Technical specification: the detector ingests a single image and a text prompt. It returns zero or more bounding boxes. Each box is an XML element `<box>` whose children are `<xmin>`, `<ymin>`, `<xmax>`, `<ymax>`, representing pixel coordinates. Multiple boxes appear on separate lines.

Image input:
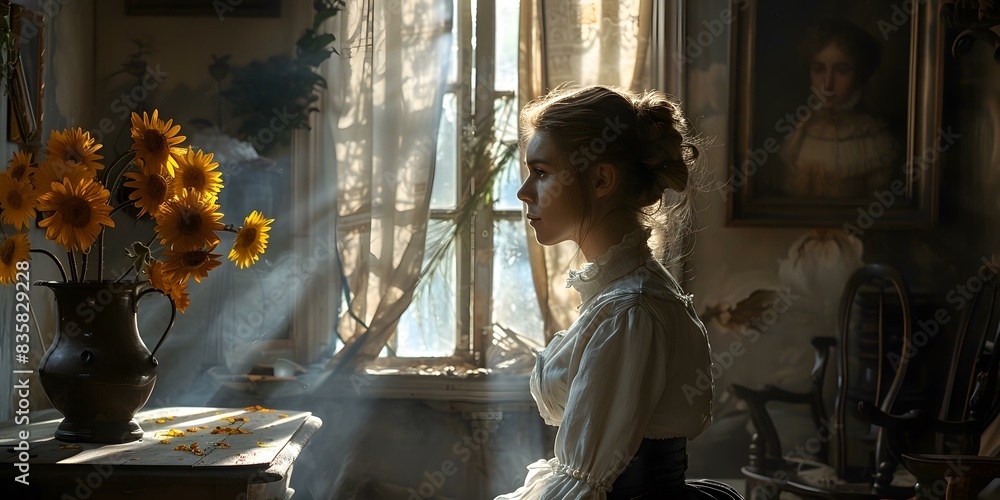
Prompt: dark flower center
<box><xmin>66</xmin><ymin>147</ymin><xmax>85</xmax><ymax>164</ymax></box>
<box><xmin>182</xmin><ymin>167</ymin><xmax>206</xmax><ymax>191</ymax></box>
<box><xmin>61</xmin><ymin>197</ymin><xmax>92</xmax><ymax>228</ymax></box>
<box><xmin>237</xmin><ymin>228</ymin><xmax>258</xmax><ymax>249</ymax></box>
<box><xmin>148</xmin><ymin>174</ymin><xmax>168</xmax><ymax>204</ymax></box>
<box><xmin>182</xmin><ymin>251</ymin><xmax>209</xmax><ymax>269</ymax></box>
<box><xmin>177</xmin><ymin>207</ymin><xmax>203</xmax><ymax>235</ymax></box>
<box><xmin>0</xmin><ymin>239</ymin><xmax>14</xmax><ymax>265</ymax></box>
<box><xmin>140</xmin><ymin>130</ymin><xmax>169</xmax><ymax>158</ymax></box>
<box><xmin>6</xmin><ymin>189</ymin><xmax>22</xmax><ymax>209</ymax></box>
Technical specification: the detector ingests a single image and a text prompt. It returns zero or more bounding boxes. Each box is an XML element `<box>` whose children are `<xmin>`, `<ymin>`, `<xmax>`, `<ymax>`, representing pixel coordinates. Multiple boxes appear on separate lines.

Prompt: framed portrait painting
<box><xmin>727</xmin><ymin>0</ymin><xmax>944</xmax><ymax>229</ymax></box>
<box><xmin>6</xmin><ymin>3</ymin><xmax>43</xmax><ymax>144</ymax></box>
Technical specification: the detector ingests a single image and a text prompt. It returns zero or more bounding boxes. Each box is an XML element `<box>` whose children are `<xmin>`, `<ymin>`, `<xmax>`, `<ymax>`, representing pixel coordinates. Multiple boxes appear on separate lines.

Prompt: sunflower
<box><xmin>6</xmin><ymin>150</ymin><xmax>33</xmax><ymax>182</ymax></box>
<box><xmin>124</xmin><ymin>169</ymin><xmax>173</xmax><ymax>217</ymax></box>
<box><xmin>0</xmin><ymin>233</ymin><xmax>30</xmax><ymax>285</ymax></box>
<box><xmin>229</xmin><ymin>210</ymin><xmax>273</xmax><ymax>269</ymax></box>
<box><xmin>161</xmin><ymin>246</ymin><xmax>222</xmax><ymax>284</ymax></box>
<box><xmin>130</xmin><ymin>110</ymin><xmax>186</xmax><ymax>177</ymax></box>
<box><xmin>0</xmin><ymin>173</ymin><xmax>39</xmax><ymax>230</ymax></box>
<box><xmin>169</xmin><ymin>279</ymin><xmax>191</xmax><ymax>313</ymax></box>
<box><xmin>145</xmin><ymin>259</ymin><xmax>190</xmax><ymax>312</ymax></box>
<box><xmin>37</xmin><ymin>177</ymin><xmax>115</xmax><ymax>251</ymax></box>
<box><xmin>154</xmin><ymin>188</ymin><xmax>223</xmax><ymax>251</ymax></box>
<box><xmin>31</xmin><ymin>159</ymin><xmax>95</xmax><ymax>196</ymax></box>
<box><xmin>173</xmin><ymin>148</ymin><xmax>223</xmax><ymax>201</ymax></box>
<box><xmin>146</xmin><ymin>259</ymin><xmax>174</xmax><ymax>293</ymax></box>
<box><xmin>45</xmin><ymin>128</ymin><xmax>105</xmax><ymax>175</ymax></box>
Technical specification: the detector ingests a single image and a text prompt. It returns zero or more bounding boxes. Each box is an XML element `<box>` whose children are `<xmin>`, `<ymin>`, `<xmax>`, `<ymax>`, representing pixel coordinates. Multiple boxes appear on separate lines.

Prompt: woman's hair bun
<box><xmin>632</xmin><ymin>94</ymin><xmax>699</xmax><ymax>205</ymax></box>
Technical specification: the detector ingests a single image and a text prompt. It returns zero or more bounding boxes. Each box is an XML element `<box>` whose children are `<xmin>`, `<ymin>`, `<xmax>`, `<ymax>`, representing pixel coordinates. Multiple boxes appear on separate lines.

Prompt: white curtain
<box><xmin>305</xmin><ymin>0</ymin><xmax>454</xmax><ymax>374</ymax></box>
<box><xmin>519</xmin><ymin>0</ymin><xmax>653</xmax><ymax>341</ymax></box>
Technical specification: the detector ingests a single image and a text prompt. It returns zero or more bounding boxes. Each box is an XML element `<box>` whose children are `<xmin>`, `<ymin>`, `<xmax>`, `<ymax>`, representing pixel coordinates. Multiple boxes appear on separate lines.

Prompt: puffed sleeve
<box><xmin>495</xmin><ymin>301</ymin><xmax>669</xmax><ymax>499</ymax></box>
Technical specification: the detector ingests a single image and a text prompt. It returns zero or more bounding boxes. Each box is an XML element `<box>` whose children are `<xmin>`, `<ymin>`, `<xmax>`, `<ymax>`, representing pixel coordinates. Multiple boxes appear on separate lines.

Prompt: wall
<box><xmin>92</xmin><ymin>1</ymin><xmax>302</xmax><ymax>155</ymax></box>
<box><xmin>681</xmin><ymin>0</ymin><xmax>996</xmax><ymax>479</ymax></box>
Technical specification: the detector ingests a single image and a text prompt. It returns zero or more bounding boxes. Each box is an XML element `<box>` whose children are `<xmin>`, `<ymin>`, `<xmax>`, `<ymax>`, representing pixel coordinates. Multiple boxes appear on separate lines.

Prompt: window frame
<box><xmin>376</xmin><ymin>0</ymin><xmax>514</xmax><ymax>368</ymax></box>
<box><xmin>218</xmin><ymin>0</ymin><xmax>544</xmax><ymax>370</ymax></box>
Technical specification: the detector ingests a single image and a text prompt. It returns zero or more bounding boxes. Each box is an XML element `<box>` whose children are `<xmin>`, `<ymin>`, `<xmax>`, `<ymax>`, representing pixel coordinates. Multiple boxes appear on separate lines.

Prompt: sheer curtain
<box><xmin>309</xmin><ymin>0</ymin><xmax>453</xmax><ymax>375</ymax></box>
<box><xmin>518</xmin><ymin>0</ymin><xmax>653</xmax><ymax>342</ymax></box>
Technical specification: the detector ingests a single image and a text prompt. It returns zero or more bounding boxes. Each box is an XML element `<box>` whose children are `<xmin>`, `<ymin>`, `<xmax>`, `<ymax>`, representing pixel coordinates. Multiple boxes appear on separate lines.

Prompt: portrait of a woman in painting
<box><xmin>775</xmin><ymin>19</ymin><xmax>899</xmax><ymax>199</ymax></box>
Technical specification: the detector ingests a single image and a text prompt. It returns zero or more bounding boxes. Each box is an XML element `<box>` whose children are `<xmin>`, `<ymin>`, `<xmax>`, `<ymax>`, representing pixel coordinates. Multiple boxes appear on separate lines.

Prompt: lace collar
<box><xmin>566</xmin><ymin>227</ymin><xmax>653</xmax><ymax>306</ymax></box>
<box><xmin>820</xmin><ymin>89</ymin><xmax>862</xmax><ymax>113</ymax></box>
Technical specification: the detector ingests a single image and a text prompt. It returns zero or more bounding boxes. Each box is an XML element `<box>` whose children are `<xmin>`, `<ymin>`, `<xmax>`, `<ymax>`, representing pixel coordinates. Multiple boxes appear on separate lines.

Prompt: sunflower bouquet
<box><xmin>0</xmin><ymin>110</ymin><xmax>273</xmax><ymax>312</ymax></box>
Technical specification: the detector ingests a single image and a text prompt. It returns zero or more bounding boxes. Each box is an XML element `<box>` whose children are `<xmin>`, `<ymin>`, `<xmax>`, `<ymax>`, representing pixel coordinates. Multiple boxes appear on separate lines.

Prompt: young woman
<box><xmin>496</xmin><ymin>85</ymin><xmax>729</xmax><ymax>499</ymax></box>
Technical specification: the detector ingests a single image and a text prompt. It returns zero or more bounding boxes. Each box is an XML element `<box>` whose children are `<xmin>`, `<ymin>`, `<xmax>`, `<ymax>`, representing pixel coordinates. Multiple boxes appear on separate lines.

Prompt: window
<box><xmin>374</xmin><ymin>0</ymin><xmax>544</xmax><ymax>366</ymax></box>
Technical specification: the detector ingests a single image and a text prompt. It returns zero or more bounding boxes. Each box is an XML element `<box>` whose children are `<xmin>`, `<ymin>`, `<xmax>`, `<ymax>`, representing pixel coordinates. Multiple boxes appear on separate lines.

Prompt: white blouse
<box><xmin>496</xmin><ymin>229</ymin><xmax>714</xmax><ymax>500</ymax></box>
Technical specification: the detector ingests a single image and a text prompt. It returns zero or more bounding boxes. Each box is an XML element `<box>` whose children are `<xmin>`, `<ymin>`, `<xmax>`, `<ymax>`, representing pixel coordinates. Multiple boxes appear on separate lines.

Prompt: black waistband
<box><xmin>608</xmin><ymin>437</ymin><xmax>688</xmax><ymax>498</ymax></box>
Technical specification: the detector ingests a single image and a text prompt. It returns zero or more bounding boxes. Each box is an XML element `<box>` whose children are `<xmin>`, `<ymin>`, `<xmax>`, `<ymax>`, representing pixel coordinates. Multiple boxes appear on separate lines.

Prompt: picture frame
<box><xmin>7</xmin><ymin>3</ymin><xmax>43</xmax><ymax>144</ymax></box>
<box><xmin>124</xmin><ymin>0</ymin><xmax>281</xmax><ymax>17</ymax></box>
<box><xmin>726</xmin><ymin>0</ymin><xmax>944</xmax><ymax>229</ymax></box>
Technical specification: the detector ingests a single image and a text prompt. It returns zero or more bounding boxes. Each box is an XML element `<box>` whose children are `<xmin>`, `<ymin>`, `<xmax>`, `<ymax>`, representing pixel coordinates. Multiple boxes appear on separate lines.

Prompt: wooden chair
<box><xmin>730</xmin><ymin>263</ymin><xmax>917</xmax><ymax>499</ymax></box>
<box><xmin>860</xmin><ymin>263</ymin><xmax>1000</xmax><ymax>499</ymax></box>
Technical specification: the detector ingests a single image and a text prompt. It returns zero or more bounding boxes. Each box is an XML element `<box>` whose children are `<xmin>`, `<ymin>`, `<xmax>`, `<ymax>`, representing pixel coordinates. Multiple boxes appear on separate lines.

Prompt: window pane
<box><xmin>431</xmin><ymin>92</ymin><xmax>458</xmax><ymax>209</ymax></box>
<box><xmin>493</xmin><ymin>148</ymin><xmax>522</xmax><ymax>211</ymax></box>
<box><xmin>494</xmin><ymin>96</ymin><xmax>518</xmax><ymax>144</ymax></box>
<box><xmin>448</xmin><ymin>0</ymin><xmax>460</xmax><ymax>83</ymax></box>
<box><xmin>396</xmin><ymin>220</ymin><xmax>458</xmax><ymax>357</ymax></box>
<box><xmin>494</xmin><ymin>1</ymin><xmax>519</xmax><ymax>92</ymax></box>
<box><xmin>492</xmin><ymin>96</ymin><xmax>521</xmax><ymax>211</ymax></box>
<box><xmin>492</xmin><ymin>219</ymin><xmax>544</xmax><ymax>345</ymax></box>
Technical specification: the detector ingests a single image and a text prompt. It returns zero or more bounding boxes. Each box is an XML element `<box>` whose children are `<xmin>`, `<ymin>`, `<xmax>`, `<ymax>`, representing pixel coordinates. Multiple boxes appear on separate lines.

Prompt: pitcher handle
<box><xmin>137</xmin><ymin>288</ymin><xmax>177</xmax><ymax>365</ymax></box>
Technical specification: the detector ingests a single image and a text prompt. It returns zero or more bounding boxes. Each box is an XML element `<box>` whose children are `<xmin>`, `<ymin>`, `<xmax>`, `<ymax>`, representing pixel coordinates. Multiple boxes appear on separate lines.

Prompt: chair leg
<box><xmin>747</xmin><ymin>433</ymin><xmax>766</xmax><ymax>474</ymax></box>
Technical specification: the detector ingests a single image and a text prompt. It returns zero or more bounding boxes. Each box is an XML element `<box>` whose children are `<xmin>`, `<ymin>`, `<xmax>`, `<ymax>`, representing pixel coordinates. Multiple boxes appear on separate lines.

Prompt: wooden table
<box><xmin>0</xmin><ymin>406</ymin><xmax>322</xmax><ymax>499</ymax></box>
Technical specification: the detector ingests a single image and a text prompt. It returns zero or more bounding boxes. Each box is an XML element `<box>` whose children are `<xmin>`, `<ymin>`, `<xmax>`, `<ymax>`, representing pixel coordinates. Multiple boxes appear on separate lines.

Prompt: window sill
<box><xmin>206</xmin><ymin>363</ymin><xmax>534</xmax><ymax>406</ymax></box>
<box><xmin>335</xmin><ymin>369</ymin><xmax>533</xmax><ymax>405</ymax></box>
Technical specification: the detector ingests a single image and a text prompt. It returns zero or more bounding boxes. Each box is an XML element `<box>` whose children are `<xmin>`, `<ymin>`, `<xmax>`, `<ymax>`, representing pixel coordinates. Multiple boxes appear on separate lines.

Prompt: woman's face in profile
<box><xmin>516</xmin><ymin>131</ymin><xmax>586</xmax><ymax>247</ymax></box>
<box><xmin>809</xmin><ymin>41</ymin><xmax>858</xmax><ymax>108</ymax></box>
